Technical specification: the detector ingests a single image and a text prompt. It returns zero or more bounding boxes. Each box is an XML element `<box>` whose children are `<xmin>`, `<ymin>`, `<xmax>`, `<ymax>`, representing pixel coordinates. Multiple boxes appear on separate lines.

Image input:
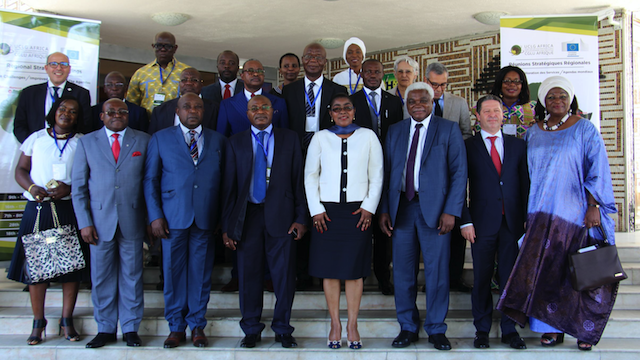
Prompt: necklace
<box><xmin>543</xmin><ymin>113</ymin><xmax>569</xmax><ymax>131</ymax></box>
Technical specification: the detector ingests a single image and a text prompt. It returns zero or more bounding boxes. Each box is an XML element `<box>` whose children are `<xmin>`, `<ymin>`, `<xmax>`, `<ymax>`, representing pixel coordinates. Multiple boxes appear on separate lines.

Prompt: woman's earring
<box><xmin>330</xmin><ymin>118</ymin><xmax>334</xmax><ymax>123</ymax></box>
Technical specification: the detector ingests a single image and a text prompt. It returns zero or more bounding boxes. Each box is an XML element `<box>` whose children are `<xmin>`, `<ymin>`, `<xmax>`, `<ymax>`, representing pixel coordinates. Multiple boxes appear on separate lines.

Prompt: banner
<box><xmin>500</xmin><ymin>15</ymin><xmax>600</xmax><ymax>129</ymax></box>
<box><xmin>0</xmin><ymin>10</ymin><xmax>100</xmax><ymax>260</ymax></box>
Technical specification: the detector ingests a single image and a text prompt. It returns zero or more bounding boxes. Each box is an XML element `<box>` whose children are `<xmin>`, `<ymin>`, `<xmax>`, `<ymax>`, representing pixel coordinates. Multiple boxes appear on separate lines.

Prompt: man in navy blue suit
<box><xmin>144</xmin><ymin>93</ymin><xmax>226</xmax><ymax>349</ymax></box>
<box><xmin>379</xmin><ymin>82</ymin><xmax>467</xmax><ymax>351</ymax></box>
<box><xmin>460</xmin><ymin>95</ymin><xmax>528</xmax><ymax>350</ymax></box>
<box><xmin>221</xmin><ymin>95</ymin><xmax>307</xmax><ymax>349</ymax></box>
<box><xmin>217</xmin><ymin>59</ymin><xmax>289</xmax><ymax>137</ymax></box>
<box><xmin>91</xmin><ymin>72</ymin><xmax>149</xmax><ymax>132</ymax></box>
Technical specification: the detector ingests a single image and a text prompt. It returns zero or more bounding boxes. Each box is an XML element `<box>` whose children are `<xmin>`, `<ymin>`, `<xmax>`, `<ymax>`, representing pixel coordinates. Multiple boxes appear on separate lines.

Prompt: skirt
<box><xmin>309</xmin><ymin>202</ymin><xmax>372</xmax><ymax>280</ymax></box>
<box><xmin>7</xmin><ymin>200</ymin><xmax>90</xmax><ymax>285</ymax></box>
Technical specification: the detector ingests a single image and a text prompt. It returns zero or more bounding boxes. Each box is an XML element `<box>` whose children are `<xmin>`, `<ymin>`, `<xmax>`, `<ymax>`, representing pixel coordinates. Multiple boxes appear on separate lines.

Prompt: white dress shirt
<box><xmin>303</xmin><ymin>76</ymin><xmax>324</xmax><ymax>132</ymax></box>
<box><xmin>244</xmin><ymin>88</ymin><xmax>263</xmax><ymax>102</ymax></box>
<box><xmin>179</xmin><ymin>123</ymin><xmax>203</xmax><ymax>162</ymax></box>
<box><xmin>402</xmin><ymin>116</ymin><xmax>431</xmax><ymax>192</ymax></box>
<box><xmin>365</xmin><ymin>86</ymin><xmax>382</xmax><ymax>113</ymax></box>
<box><xmin>220</xmin><ymin>78</ymin><xmax>239</xmax><ymax>97</ymax></box>
<box><xmin>480</xmin><ymin>129</ymin><xmax>504</xmax><ymax>162</ymax></box>
<box><xmin>104</xmin><ymin>127</ymin><xmax>127</xmax><ymax>147</ymax></box>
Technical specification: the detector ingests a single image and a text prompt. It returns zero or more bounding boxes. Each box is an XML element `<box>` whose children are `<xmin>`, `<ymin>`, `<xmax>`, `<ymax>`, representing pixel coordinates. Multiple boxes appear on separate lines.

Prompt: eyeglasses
<box><xmin>153</xmin><ymin>43</ymin><xmax>175</xmax><ymax>51</ymax></box>
<box><xmin>57</xmin><ymin>106</ymin><xmax>77</xmax><ymax>115</ymax></box>
<box><xmin>503</xmin><ymin>79</ymin><xmax>523</xmax><ymax>85</ymax></box>
<box><xmin>331</xmin><ymin>105</ymin><xmax>354</xmax><ymax>113</ymax></box>
<box><xmin>545</xmin><ymin>94</ymin><xmax>569</xmax><ymax>101</ymax></box>
<box><xmin>244</xmin><ymin>68</ymin><xmax>265</xmax><ymax>75</ymax></box>
<box><xmin>180</xmin><ymin>77</ymin><xmax>202</xmax><ymax>83</ymax></box>
<box><xmin>103</xmin><ymin>109</ymin><xmax>129</xmax><ymax>116</ymax></box>
<box><xmin>427</xmin><ymin>80</ymin><xmax>447</xmax><ymax>89</ymax></box>
<box><xmin>407</xmin><ymin>99</ymin><xmax>431</xmax><ymax>106</ymax></box>
<box><xmin>302</xmin><ymin>55</ymin><xmax>325</xmax><ymax>62</ymax></box>
<box><xmin>104</xmin><ymin>83</ymin><xmax>125</xmax><ymax>88</ymax></box>
<box><xmin>249</xmin><ymin>105</ymin><xmax>272</xmax><ymax>112</ymax></box>
<box><xmin>47</xmin><ymin>61</ymin><xmax>70</xmax><ymax>68</ymax></box>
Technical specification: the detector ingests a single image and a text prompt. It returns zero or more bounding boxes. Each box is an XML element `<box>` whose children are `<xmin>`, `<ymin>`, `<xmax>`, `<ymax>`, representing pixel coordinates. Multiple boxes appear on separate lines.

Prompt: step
<box><xmin>1</xmin><ymin>335</ymin><xmax>639</xmax><ymax>360</ymax></box>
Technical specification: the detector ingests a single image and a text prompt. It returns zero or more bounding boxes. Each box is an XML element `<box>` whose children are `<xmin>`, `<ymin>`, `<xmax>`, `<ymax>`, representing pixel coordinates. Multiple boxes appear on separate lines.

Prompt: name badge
<box><xmin>503</xmin><ymin>124</ymin><xmax>517</xmax><ymax>136</ymax></box>
<box><xmin>153</xmin><ymin>93</ymin><xmax>166</xmax><ymax>107</ymax></box>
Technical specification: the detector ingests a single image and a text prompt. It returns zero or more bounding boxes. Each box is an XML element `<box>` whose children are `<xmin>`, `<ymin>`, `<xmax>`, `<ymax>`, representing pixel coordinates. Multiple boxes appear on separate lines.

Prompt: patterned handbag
<box><xmin>21</xmin><ymin>202</ymin><xmax>86</xmax><ymax>283</ymax></box>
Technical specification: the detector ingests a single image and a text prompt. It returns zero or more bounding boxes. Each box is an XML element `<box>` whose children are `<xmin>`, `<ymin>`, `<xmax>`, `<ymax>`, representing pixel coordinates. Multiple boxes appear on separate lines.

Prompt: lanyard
<box><xmin>348</xmin><ymin>68</ymin><xmax>361</xmax><ymax>95</ymax></box>
<box><xmin>396</xmin><ymin>88</ymin><xmax>404</xmax><ymax>106</ymax></box>
<box><xmin>364</xmin><ymin>90</ymin><xmax>380</xmax><ymax>118</ymax></box>
<box><xmin>304</xmin><ymin>82</ymin><xmax>323</xmax><ymax>113</ymax></box>
<box><xmin>251</xmin><ymin>130</ymin><xmax>272</xmax><ymax>158</ymax></box>
<box><xmin>503</xmin><ymin>100</ymin><xmax>519</xmax><ymax>115</ymax></box>
<box><xmin>159</xmin><ymin>61</ymin><xmax>175</xmax><ymax>85</ymax></box>
<box><xmin>52</xmin><ymin>128</ymin><xmax>71</xmax><ymax>158</ymax></box>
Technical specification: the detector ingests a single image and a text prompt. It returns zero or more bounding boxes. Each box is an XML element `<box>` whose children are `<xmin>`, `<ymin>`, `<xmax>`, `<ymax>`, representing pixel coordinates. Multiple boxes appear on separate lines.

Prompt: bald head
<box><xmin>45</xmin><ymin>52</ymin><xmax>70</xmax><ymax>86</ymax></box>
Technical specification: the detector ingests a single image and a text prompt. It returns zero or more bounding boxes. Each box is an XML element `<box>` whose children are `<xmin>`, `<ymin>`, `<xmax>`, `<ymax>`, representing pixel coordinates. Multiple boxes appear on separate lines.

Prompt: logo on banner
<box><xmin>0</xmin><ymin>43</ymin><xmax>9</xmax><ymax>55</ymax></box>
<box><xmin>562</xmin><ymin>39</ymin><xmax>588</xmax><ymax>58</ymax></box>
<box><xmin>510</xmin><ymin>45</ymin><xmax>522</xmax><ymax>55</ymax></box>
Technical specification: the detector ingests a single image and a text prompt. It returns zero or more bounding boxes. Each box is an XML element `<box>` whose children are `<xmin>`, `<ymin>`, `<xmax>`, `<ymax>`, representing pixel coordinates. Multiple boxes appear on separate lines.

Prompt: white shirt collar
<box><xmin>251</xmin><ymin>124</ymin><xmax>273</xmax><ymax>135</ymax></box>
<box><xmin>480</xmin><ymin>129</ymin><xmax>502</xmax><ymax>141</ymax></box>
<box><xmin>410</xmin><ymin>114</ymin><xmax>432</xmax><ymax>129</ymax></box>
<box><xmin>244</xmin><ymin>88</ymin><xmax>263</xmax><ymax>100</ymax></box>
<box><xmin>304</xmin><ymin>76</ymin><xmax>324</xmax><ymax>88</ymax></box>
<box><xmin>219</xmin><ymin>78</ymin><xmax>238</xmax><ymax>89</ymax></box>
<box><xmin>104</xmin><ymin>126</ymin><xmax>127</xmax><ymax>139</ymax></box>
<box><xmin>48</xmin><ymin>80</ymin><xmax>67</xmax><ymax>92</ymax></box>
<box><xmin>179</xmin><ymin>123</ymin><xmax>202</xmax><ymax>135</ymax></box>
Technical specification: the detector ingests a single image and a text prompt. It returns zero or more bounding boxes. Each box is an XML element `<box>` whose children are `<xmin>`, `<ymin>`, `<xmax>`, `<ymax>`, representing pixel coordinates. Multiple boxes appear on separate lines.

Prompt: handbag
<box><xmin>21</xmin><ymin>202</ymin><xmax>86</xmax><ymax>283</ymax></box>
<box><xmin>568</xmin><ymin>225</ymin><xmax>627</xmax><ymax>291</ymax></box>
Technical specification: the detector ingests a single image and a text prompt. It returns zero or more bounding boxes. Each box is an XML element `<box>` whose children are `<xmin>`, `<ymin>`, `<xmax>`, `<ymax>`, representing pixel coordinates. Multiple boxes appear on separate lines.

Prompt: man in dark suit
<box><xmin>217</xmin><ymin>59</ymin><xmax>289</xmax><ymax>137</ymax></box>
<box><xmin>201</xmin><ymin>50</ymin><xmax>244</xmax><ymax>104</ymax></box>
<box><xmin>90</xmin><ymin>72</ymin><xmax>149</xmax><ymax>132</ymax></box>
<box><xmin>221</xmin><ymin>95</ymin><xmax>307</xmax><ymax>349</ymax></box>
<box><xmin>148</xmin><ymin>68</ymin><xmax>219</xmax><ymax>134</ymax></box>
<box><xmin>379</xmin><ymin>82</ymin><xmax>467</xmax><ymax>351</ymax></box>
<box><xmin>73</xmin><ymin>99</ymin><xmax>150</xmax><ymax>348</ymax></box>
<box><xmin>13</xmin><ymin>52</ymin><xmax>91</xmax><ymax>142</ymax></box>
<box><xmin>144</xmin><ymin>93</ymin><xmax>226</xmax><ymax>348</ymax></box>
<box><xmin>460</xmin><ymin>94</ymin><xmax>528</xmax><ymax>350</ymax></box>
<box><xmin>351</xmin><ymin>58</ymin><xmax>403</xmax><ymax>296</ymax></box>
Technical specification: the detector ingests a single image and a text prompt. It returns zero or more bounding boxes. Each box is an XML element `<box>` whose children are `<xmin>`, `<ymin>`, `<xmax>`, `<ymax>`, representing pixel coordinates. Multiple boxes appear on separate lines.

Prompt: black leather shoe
<box><xmin>474</xmin><ymin>331</ymin><xmax>490</xmax><ymax>349</ymax></box>
<box><xmin>163</xmin><ymin>331</ymin><xmax>186</xmax><ymax>348</ymax></box>
<box><xmin>378</xmin><ymin>281</ymin><xmax>394</xmax><ymax>295</ymax></box>
<box><xmin>502</xmin><ymin>332</ymin><xmax>526</xmax><ymax>349</ymax></box>
<box><xmin>428</xmin><ymin>333</ymin><xmax>452</xmax><ymax>350</ymax></box>
<box><xmin>275</xmin><ymin>333</ymin><xmax>298</xmax><ymax>348</ymax></box>
<box><xmin>192</xmin><ymin>328</ymin><xmax>208</xmax><ymax>348</ymax></box>
<box><xmin>240</xmin><ymin>333</ymin><xmax>261</xmax><ymax>348</ymax></box>
<box><xmin>391</xmin><ymin>330</ymin><xmax>418</xmax><ymax>348</ymax></box>
<box><xmin>123</xmin><ymin>332</ymin><xmax>141</xmax><ymax>347</ymax></box>
<box><xmin>86</xmin><ymin>332</ymin><xmax>117</xmax><ymax>348</ymax></box>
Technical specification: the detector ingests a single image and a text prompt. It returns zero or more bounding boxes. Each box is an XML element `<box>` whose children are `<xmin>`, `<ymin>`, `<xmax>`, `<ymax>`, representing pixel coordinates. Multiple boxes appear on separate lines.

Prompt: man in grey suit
<box><xmin>72</xmin><ymin>99</ymin><xmax>150</xmax><ymax>348</ymax></box>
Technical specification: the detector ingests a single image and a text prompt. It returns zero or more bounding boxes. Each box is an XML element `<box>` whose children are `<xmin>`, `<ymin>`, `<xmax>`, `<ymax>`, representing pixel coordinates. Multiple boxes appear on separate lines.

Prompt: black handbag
<box><xmin>568</xmin><ymin>225</ymin><xmax>627</xmax><ymax>291</ymax></box>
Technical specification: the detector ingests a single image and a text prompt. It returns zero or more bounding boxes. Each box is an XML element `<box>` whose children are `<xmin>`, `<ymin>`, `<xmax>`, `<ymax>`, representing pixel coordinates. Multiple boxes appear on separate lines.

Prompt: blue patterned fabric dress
<box><xmin>496</xmin><ymin>119</ymin><xmax>618</xmax><ymax>344</ymax></box>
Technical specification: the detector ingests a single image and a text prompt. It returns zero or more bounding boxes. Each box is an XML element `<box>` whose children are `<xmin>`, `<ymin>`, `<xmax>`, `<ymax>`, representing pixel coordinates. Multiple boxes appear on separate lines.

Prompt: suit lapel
<box><xmin>116</xmin><ymin>129</ymin><xmax>136</xmax><ymax>167</ymax></box>
<box><xmin>231</xmin><ymin>94</ymin><xmax>249</xmax><ymax>119</ymax></box>
<box><xmin>501</xmin><ymin>132</ymin><xmax>512</xmax><ymax>173</ymax></box>
<box><xmin>420</xmin><ymin>117</ymin><xmax>438</xmax><ymax>166</ymax></box>
<box><xmin>443</xmin><ymin>95</ymin><xmax>453</xmax><ymax>118</ymax></box>
<box><xmin>36</xmin><ymin>84</ymin><xmax>47</xmax><ymax>119</ymax></box>
<box><xmin>320</xmin><ymin>77</ymin><xmax>331</xmax><ymax>120</ymax></box>
<box><xmin>474</xmin><ymin>133</ymin><xmax>500</xmax><ymax>178</ymax></box>
<box><xmin>96</xmin><ymin>130</ymin><xmax>117</xmax><ymax>167</ymax></box>
<box><xmin>173</xmin><ymin>126</ymin><xmax>193</xmax><ymax>162</ymax></box>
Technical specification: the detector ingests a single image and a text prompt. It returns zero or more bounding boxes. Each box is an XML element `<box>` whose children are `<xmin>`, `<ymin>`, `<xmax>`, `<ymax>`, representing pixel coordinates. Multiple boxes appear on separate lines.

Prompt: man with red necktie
<box><xmin>201</xmin><ymin>50</ymin><xmax>244</xmax><ymax>105</ymax></box>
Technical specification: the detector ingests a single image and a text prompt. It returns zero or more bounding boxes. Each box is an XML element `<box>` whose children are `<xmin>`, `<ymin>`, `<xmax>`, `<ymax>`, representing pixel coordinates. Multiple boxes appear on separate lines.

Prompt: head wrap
<box><xmin>538</xmin><ymin>76</ymin><xmax>574</xmax><ymax>108</ymax></box>
<box><xmin>343</xmin><ymin>37</ymin><xmax>366</xmax><ymax>64</ymax></box>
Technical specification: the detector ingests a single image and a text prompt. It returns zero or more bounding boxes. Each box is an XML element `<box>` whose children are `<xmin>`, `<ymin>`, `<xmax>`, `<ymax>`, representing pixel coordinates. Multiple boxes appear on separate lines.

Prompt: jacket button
<box><xmin>194</xmin><ymin>185</ymin><xmax>198</xmax><ymax>189</ymax></box>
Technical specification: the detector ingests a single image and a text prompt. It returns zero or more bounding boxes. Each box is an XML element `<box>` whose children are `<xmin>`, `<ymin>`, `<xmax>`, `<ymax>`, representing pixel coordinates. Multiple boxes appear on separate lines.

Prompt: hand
<box><xmin>47</xmin><ymin>181</ymin><xmax>70</xmax><ymax>200</ymax></box>
<box><xmin>222</xmin><ymin>232</ymin><xmax>237</xmax><ymax>250</ymax></box>
<box><xmin>379</xmin><ymin>213</ymin><xmax>393</xmax><ymax>237</ymax></box>
<box><xmin>438</xmin><ymin>213</ymin><xmax>455</xmax><ymax>235</ymax></box>
<box><xmin>312</xmin><ymin>212</ymin><xmax>331</xmax><ymax>233</ymax></box>
<box><xmin>29</xmin><ymin>185</ymin><xmax>48</xmax><ymax>202</ymax></box>
<box><xmin>353</xmin><ymin>208</ymin><xmax>373</xmax><ymax>231</ymax></box>
<box><xmin>80</xmin><ymin>226</ymin><xmax>98</xmax><ymax>245</ymax></box>
<box><xmin>288</xmin><ymin>223</ymin><xmax>307</xmax><ymax>240</ymax></box>
<box><xmin>151</xmin><ymin>218</ymin><xmax>169</xmax><ymax>239</ymax></box>
<box><xmin>461</xmin><ymin>225</ymin><xmax>476</xmax><ymax>243</ymax></box>
<box><xmin>584</xmin><ymin>206</ymin><xmax>601</xmax><ymax>228</ymax></box>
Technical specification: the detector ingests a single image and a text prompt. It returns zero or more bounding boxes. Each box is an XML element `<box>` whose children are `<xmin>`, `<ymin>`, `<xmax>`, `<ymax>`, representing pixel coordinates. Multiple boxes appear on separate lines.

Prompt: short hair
<box><xmin>242</xmin><ymin>58</ymin><xmax>262</xmax><ymax>70</ymax></box>
<box><xmin>425</xmin><ymin>62</ymin><xmax>448</xmax><ymax>76</ymax></box>
<box><xmin>394</xmin><ymin>56</ymin><xmax>419</xmax><ymax>74</ymax></box>
<box><xmin>329</xmin><ymin>93</ymin><xmax>353</xmax><ymax>107</ymax></box>
<box><xmin>490</xmin><ymin>66</ymin><xmax>531</xmax><ymax>104</ymax></box>
<box><xmin>46</xmin><ymin>96</ymin><xmax>82</xmax><ymax>133</ymax></box>
<box><xmin>405</xmin><ymin>82</ymin><xmax>434</xmax><ymax>101</ymax></box>
<box><xmin>248</xmin><ymin>94</ymin><xmax>272</xmax><ymax>108</ymax></box>
<box><xmin>279</xmin><ymin>53</ymin><xmax>300</xmax><ymax>68</ymax></box>
<box><xmin>476</xmin><ymin>94</ymin><xmax>503</xmax><ymax>113</ymax></box>
<box><xmin>217</xmin><ymin>50</ymin><xmax>239</xmax><ymax>64</ymax></box>
<box><xmin>362</xmin><ymin>58</ymin><xmax>383</xmax><ymax>69</ymax></box>
<box><xmin>180</xmin><ymin>67</ymin><xmax>200</xmax><ymax>78</ymax></box>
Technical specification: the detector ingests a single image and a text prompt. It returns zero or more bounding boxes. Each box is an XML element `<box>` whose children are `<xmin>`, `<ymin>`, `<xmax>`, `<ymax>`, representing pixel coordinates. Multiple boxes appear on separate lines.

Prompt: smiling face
<box><xmin>406</xmin><ymin>89</ymin><xmax>432</xmax><ymax>122</ymax></box>
<box><xmin>247</xmin><ymin>96</ymin><xmax>273</xmax><ymax>130</ymax></box>
<box><xmin>54</xmin><ymin>99</ymin><xmax>79</xmax><ymax>132</ymax></box>
<box><xmin>544</xmin><ymin>87</ymin><xmax>571</xmax><ymax>117</ymax></box>
<box><xmin>476</xmin><ymin>99</ymin><xmax>503</xmax><ymax>135</ymax></box>
<box><xmin>45</xmin><ymin>52</ymin><xmax>71</xmax><ymax>86</ymax></box>
<box><xmin>501</xmin><ymin>70</ymin><xmax>522</xmax><ymax>102</ymax></box>
<box><xmin>176</xmin><ymin>93</ymin><xmax>204</xmax><ymax>129</ymax></box>
<box><xmin>395</xmin><ymin>61</ymin><xmax>417</xmax><ymax>89</ymax></box>
<box><xmin>330</xmin><ymin>96</ymin><xmax>355</xmax><ymax>127</ymax></box>
<box><xmin>100</xmin><ymin>99</ymin><xmax>129</xmax><ymax>132</ymax></box>
<box><xmin>279</xmin><ymin>55</ymin><xmax>300</xmax><ymax>83</ymax></box>
<box><xmin>345</xmin><ymin>44</ymin><xmax>363</xmax><ymax>70</ymax></box>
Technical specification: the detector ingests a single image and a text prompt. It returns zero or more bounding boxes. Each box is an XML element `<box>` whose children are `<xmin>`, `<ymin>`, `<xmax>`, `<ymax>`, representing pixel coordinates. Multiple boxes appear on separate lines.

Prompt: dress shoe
<box><xmin>123</xmin><ymin>332</ymin><xmax>142</xmax><ymax>347</ymax></box>
<box><xmin>428</xmin><ymin>333</ymin><xmax>452</xmax><ymax>350</ymax></box>
<box><xmin>163</xmin><ymin>331</ymin><xmax>186</xmax><ymax>348</ymax></box>
<box><xmin>502</xmin><ymin>331</ymin><xmax>526</xmax><ymax>349</ymax></box>
<box><xmin>85</xmin><ymin>332</ymin><xmax>117</xmax><ymax>348</ymax></box>
<box><xmin>240</xmin><ymin>333</ymin><xmax>261</xmax><ymax>348</ymax></box>
<box><xmin>473</xmin><ymin>331</ymin><xmax>490</xmax><ymax>349</ymax></box>
<box><xmin>275</xmin><ymin>333</ymin><xmax>298</xmax><ymax>348</ymax></box>
<box><xmin>378</xmin><ymin>281</ymin><xmax>394</xmax><ymax>295</ymax></box>
<box><xmin>264</xmin><ymin>279</ymin><xmax>275</xmax><ymax>292</ymax></box>
<box><xmin>221</xmin><ymin>277</ymin><xmax>239</xmax><ymax>292</ymax></box>
<box><xmin>450</xmin><ymin>280</ymin><xmax>471</xmax><ymax>292</ymax></box>
<box><xmin>391</xmin><ymin>330</ymin><xmax>418</xmax><ymax>348</ymax></box>
<box><xmin>192</xmin><ymin>328</ymin><xmax>208</xmax><ymax>347</ymax></box>
<box><xmin>540</xmin><ymin>333</ymin><xmax>564</xmax><ymax>347</ymax></box>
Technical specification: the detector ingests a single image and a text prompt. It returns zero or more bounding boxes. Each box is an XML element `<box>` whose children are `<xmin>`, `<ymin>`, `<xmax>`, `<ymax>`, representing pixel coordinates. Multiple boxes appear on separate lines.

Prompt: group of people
<box><xmin>8</xmin><ymin>31</ymin><xmax>618</xmax><ymax>352</ymax></box>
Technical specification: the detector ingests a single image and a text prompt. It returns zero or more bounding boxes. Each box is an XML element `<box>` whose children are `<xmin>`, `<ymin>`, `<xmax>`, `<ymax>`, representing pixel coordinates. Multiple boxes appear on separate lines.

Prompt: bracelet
<box><xmin>27</xmin><ymin>184</ymin><xmax>36</xmax><ymax>193</ymax></box>
<box><xmin>588</xmin><ymin>203</ymin><xmax>600</xmax><ymax>208</ymax></box>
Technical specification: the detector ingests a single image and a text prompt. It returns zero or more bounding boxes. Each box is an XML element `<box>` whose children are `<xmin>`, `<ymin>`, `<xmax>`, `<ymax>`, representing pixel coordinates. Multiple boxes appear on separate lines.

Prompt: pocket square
<box><xmin>132</xmin><ymin>151</ymin><xmax>142</xmax><ymax>157</ymax></box>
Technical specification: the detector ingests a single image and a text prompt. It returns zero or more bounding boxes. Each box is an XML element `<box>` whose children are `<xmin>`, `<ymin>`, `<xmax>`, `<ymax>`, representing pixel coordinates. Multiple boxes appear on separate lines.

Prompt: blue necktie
<box><xmin>253</xmin><ymin>131</ymin><xmax>267</xmax><ymax>203</ymax></box>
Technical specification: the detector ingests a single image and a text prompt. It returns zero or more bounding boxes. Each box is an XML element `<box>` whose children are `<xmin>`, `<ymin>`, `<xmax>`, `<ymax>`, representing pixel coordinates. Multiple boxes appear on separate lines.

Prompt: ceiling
<box><xmin>26</xmin><ymin>0</ymin><xmax>640</xmax><ymax>67</ymax></box>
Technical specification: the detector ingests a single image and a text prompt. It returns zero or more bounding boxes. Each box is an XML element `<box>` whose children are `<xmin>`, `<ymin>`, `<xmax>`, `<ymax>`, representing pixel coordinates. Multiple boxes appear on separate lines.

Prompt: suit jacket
<box><xmin>442</xmin><ymin>93</ymin><xmax>472</xmax><ymax>140</ymax></box>
<box><xmin>201</xmin><ymin>79</ymin><xmax>244</xmax><ymax>105</ymax></box>
<box><xmin>351</xmin><ymin>88</ymin><xmax>404</xmax><ymax>145</ymax></box>
<box><xmin>461</xmin><ymin>133</ymin><xmax>529</xmax><ymax>237</ymax></box>
<box><xmin>221</xmin><ymin>127</ymin><xmax>307</xmax><ymax>241</ymax></box>
<box><xmin>72</xmin><ymin>128</ymin><xmax>150</xmax><ymax>241</ymax></box>
<box><xmin>381</xmin><ymin>116</ymin><xmax>467</xmax><ymax>227</ymax></box>
<box><xmin>144</xmin><ymin>126</ymin><xmax>226</xmax><ymax>230</ymax></box>
<box><xmin>282</xmin><ymin>77</ymin><xmax>347</xmax><ymax>141</ymax></box>
<box><xmin>13</xmin><ymin>82</ymin><xmax>92</xmax><ymax>143</ymax></box>
<box><xmin>217</xmin><ymin>92</ymin><xmax>289</xmax><ymax>137</ymax></box>
<box><xmin>90</xmin><ymin>100</ymin><xmax>149</xmax><ymax>133</ymax></box>
<box><xmin>147</xmin><ymin>97</ymin><xmax>219</xmax><ymax>135</ymax></box>
<box><xmin>386</xmin><ymin>86</ymin><xmax>409</xmax><ymax>119</ymax></box>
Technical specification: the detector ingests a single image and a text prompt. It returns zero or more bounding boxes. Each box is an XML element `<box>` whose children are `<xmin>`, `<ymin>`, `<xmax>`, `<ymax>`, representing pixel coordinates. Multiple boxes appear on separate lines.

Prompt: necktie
<box><xmin>488</xmin><ymin>136</ymin><xmax>502</xmax><ymax>176</ymax></box>
<box><xmin>253</xmin><ymin>131</ymin><xmax>267</xmax><ymax>203</ymax></box>
<box><xmin>434</xmin><ymin>99</ymin><xmax>443</xmax><ymax>117</ymax></box>
<box><xmin>251</xmin><ymin>92</ymin><xmax>255</xmax><ymax>98</ymax></box>
<box><xmin>223</xmin><ymin>84</ymin><xmax>231</xmax><ymax>99</ymax></box>
<box><xmin>405</xmin><ymin>123</ymin><xmax>423</xmax><ymax>201</ymax></box>
<box><xmin>369</xmin><ymin>91</ymin><xmax>380</xmax><ymax>135</ymax></box>
<box><xmin>189</xmin><ymin>130</ymin><xmax>199</xmax><ymax>163</ymax></box>
<box><xmin>306</xmin><ymin>82</ymin><xmax>316</xmax><ymax>117</ymax></box>
<box><xmin>111</xmin><ymin>133</ymin><xmax>120</xmax><ymax>163</ymax></box>
<box><xmin>52</xmin><ymin>86</ymin><xmax>60</xmax><ymax>101</ymax></box>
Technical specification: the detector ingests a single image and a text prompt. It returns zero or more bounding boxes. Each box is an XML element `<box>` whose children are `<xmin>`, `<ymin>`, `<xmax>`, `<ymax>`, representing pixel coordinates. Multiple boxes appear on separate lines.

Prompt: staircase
<box><xmin>1</xmin><ymin>233</ymin><xmax>639</xmax><ymax>359</ymax></box>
